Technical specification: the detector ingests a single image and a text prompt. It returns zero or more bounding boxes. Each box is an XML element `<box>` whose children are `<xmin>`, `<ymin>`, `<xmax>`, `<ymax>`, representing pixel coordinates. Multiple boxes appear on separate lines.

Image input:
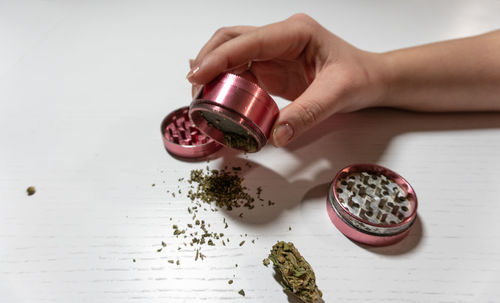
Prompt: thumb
<box><xmin>271</xmin><ymin>75</ymin><xmax>341</xmax><ymax>147</ymax></box>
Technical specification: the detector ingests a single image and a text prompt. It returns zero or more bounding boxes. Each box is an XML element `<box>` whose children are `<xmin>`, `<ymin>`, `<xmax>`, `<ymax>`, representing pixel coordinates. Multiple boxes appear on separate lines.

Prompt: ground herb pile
<box><xmin>150</xmin><ymin>165</ymin><xmax>278</xmax><ymax>297</ymax></box>
<box><xmin>265</xmin><ymin>241</ymin><xmax>322</xmax><ymax>303</ymax></box>
<box><xmin>223</xmin><ymin>132</ymin><xmax>258</xmax><ymax>153</ymax></box>
<box><xmin>155</xmin><ymin>165</ymin><xmax>275</xmax><ymax>263</ymax></box>
<box><xmin>187</xmin><ymin>167</ymin><xmax>257</xmax><ymax>210</ymax></box>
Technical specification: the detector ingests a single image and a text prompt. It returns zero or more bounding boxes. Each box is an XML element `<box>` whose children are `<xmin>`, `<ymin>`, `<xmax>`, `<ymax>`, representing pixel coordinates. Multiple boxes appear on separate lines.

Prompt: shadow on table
<box><xmin>210</xmin><ymin>109</ymin><xmax>500</xmax><ymax>249</ymax></box>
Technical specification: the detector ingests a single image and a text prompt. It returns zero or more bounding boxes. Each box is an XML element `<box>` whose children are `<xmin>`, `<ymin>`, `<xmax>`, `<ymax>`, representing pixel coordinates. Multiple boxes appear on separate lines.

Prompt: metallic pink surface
<box><xmin>161</xmin><ymin>107</ymin><xmax>222</xmax><ymax>158</ymax></box>
<box><xmin>327</xmin><ymin>199</ymin><xmax>410</xmax><ymax>246</ymax></box>
<box><xmin>327</xmin><ymin>164</ymin><xmax>418</xmax><ymax>246</ymax></box>
<box><xmin>189</xmin><ymin>73</ymin><xmax>279</xmax><ymax>152</ymax></box>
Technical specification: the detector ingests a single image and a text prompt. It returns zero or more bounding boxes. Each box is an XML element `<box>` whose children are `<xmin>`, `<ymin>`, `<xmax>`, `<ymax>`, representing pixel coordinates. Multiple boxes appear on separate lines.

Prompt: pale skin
<box><xmin>187</xmin><ymin>14</ymin><xmax>500</xmax><ymax>147</ymax></box>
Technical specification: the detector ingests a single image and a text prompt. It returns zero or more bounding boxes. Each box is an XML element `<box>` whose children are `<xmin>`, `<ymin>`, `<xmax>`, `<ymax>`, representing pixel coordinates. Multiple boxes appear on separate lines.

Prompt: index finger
<box><xmin>193</xmin><ymin>26</ymin><xmax>255</xmax><ymax>67</ymax></box>
<box><xmin>188</xmin><ymin>16</ymin><xmax>314</xmax><ymax>84</ymax></box>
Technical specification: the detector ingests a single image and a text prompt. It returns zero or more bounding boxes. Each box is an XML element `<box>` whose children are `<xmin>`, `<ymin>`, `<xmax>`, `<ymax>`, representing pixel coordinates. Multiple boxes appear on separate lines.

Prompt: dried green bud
<box><xmin>238</xmin><ymin>289</ymin><xmax>245</xmax><ymax>296</ymax></box>
<box><xmin>268</xmin><ymin>241</ymin><xmax>322</xmax><ymax>303</ymax></box>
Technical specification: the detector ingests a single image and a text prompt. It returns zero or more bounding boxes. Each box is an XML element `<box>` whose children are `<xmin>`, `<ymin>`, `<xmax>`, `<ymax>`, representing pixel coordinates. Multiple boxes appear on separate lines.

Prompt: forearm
<box><xmin>377</xmin><ymin>30</ymin><xmax>500</xmax><ymax>112</ymax></box>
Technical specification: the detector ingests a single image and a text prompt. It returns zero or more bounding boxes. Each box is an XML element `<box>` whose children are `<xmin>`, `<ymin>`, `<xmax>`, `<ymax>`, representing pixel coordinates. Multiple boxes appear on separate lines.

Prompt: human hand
<box><xmin>187</xmin><ymin>14</ymin><xmax>385</xmax><ymax>147</ymax></box>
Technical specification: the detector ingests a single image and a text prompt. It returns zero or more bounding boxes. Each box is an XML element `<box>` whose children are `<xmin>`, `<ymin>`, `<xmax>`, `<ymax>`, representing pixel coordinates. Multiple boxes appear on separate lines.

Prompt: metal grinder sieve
<box><xmin>189</xmin><ymin>73</ymin><xmax>279</xmax><ymax>153</ymax></box>
<box><xmin>161</xmin><ymin>106</ymin><xmax>222</xmax><ymax>158</ymax></box>
<box><xmin>327</xmin><ymin>164</ymin><xmax>418</xmax><ymax>246</ymax></box>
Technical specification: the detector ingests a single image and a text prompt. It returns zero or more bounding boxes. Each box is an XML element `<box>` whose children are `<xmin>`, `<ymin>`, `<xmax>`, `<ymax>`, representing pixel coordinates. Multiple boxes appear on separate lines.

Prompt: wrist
<box><xmin>363</xmin><ymin>51</ymin><xmax>395</xmax><ymax>109</ymax></box>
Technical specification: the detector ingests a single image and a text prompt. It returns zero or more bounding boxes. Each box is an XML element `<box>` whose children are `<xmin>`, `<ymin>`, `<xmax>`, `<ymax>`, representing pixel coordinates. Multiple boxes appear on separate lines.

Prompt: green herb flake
<box><xmin>26</xmin><ymin>186</ymin><xmax>36</xmax><ymax>196</ymax></box>
<box><xmin>238</xmin><ymin>289</ymin><xmax>245</xmax><ymax>296</ymax></box>
<box><xmin>263</xmin><ymin>258</ymin><xmax>270</xmax><ymax>267</ymax></box>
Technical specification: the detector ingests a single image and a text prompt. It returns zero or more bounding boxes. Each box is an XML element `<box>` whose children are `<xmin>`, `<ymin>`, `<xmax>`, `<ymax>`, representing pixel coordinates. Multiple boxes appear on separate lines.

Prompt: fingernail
<box><xmin>273</xmin><ymin>123</ymin><xmax>294</xmax><ymax>147</ymax></box>
<box><xmin>186</xmin><ymin>66</ymin><xmax>200</xmax><ymax>81</ymax></box>
<box><xmin>189</xmin><ymin>59</ymin><xmax>195</xmax><ymax>68</ymax></box>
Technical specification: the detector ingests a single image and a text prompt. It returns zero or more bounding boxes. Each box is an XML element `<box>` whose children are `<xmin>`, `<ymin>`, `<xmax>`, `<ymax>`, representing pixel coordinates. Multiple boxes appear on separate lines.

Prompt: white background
<box><xmin>1</xmin><ymin>1</ymin><xmax>500</xmax><ymax>302</ymax></box>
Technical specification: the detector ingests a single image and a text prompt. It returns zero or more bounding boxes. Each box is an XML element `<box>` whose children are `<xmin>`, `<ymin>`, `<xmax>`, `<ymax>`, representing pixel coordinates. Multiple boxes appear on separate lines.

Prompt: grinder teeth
<box><xmin>336</xmin><ymin>171</ymin><xmax>412</xmax><ymax>225</ymax></box>
<box><xmin>164</xmin><ymin>108</ymin><xmax>210</xmax><ymax>146</ymax></box>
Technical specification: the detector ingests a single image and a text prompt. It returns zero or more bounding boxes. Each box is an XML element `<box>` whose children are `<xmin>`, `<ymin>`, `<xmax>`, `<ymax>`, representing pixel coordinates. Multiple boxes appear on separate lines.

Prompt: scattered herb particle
<box><xmin>238</xmin><ymin>289</ymin><xmax>245</xmax><ymax>296</ymax></box>
<box><xmin>263</xmin><ymin>258</ymin><xmax>270</xmax><ymax>267</ymax></box>
<box><xmin>239</xmin><ymin>240</ymin><xmax>245</xmax><ymax>247</ymax></box>
<box><xmin>228</xmin><ymin>279</ymin><xmax>233</xmax><ymax>284</ymax></box>
<box><xmin>168</xmin><ymin>260</ymin><xmax>174</xmax><ymax>264</ymax></box>
<box><xmin>26</xmin><ymin>186</ymin><xmax>36</xmax><ymax>196</ymax></box>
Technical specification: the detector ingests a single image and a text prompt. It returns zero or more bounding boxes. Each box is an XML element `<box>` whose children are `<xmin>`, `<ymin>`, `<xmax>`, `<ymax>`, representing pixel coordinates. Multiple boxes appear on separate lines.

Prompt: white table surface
<box><xmin>2</xmin><ymin>1</ymin><xmax>500</xmax><ymax>302</ymax></box>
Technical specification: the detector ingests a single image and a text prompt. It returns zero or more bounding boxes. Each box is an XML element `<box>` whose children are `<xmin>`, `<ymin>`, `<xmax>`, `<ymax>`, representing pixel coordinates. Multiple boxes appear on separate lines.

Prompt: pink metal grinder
<box><xmin>189</xmin><ymin>73</ymin><xmax>279</xmax><ymax>153</ymax></box>
<box><xmin>161</xmin><ymin>106</ymin><xmax>222</xmax><ymax>158</ymax></box>
<box><xmin>327</xmin><ymin>164</ymin><xmax>418</xmax><ymax>246</ymax></box>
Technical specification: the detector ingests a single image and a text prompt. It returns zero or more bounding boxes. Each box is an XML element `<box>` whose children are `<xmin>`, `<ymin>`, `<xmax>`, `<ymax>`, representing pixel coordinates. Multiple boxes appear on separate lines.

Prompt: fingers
<box><xmin>271</xmin><ymin>71</ymin><xmax>342</xmax><ymax>147</ymax></box>
<box><xmin>189</xmin><ymin>59</ymin><xmax>202</xmax><ymax>97</ymax></box>
<box><xmin>193</xmin><ymin>26</ymin><xmax>255</xmax><ymax>67</ymax></box>
<box><xmin>187</xmin><ymin>16</ymin><xmax>314</xmax><ymax>85</ymax></box>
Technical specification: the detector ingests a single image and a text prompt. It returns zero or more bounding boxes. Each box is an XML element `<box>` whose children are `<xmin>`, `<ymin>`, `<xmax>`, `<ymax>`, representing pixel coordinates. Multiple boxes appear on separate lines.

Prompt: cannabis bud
<box><xmin>268</xmin><ymin>241</ymin><xmax>322</xmax><ymax>303</ymax></box>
